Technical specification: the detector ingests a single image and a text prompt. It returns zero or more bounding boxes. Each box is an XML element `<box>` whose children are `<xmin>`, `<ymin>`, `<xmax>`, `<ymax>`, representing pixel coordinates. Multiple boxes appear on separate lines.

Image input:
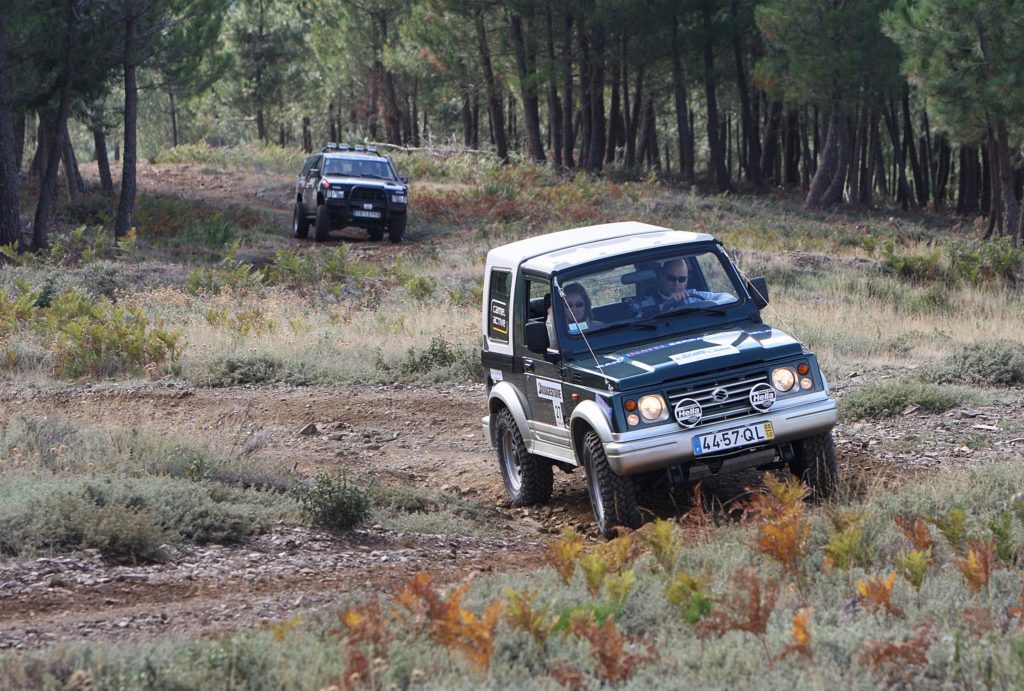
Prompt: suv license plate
<box><xmin>693</xmin><ymin>422</ymin><xmax>774</xmax><ymax>456</ymax></box>
<box><xmin>353</xmin><ymin>210</ymin><xmax>381</xmax><ymax>219</ymax></box>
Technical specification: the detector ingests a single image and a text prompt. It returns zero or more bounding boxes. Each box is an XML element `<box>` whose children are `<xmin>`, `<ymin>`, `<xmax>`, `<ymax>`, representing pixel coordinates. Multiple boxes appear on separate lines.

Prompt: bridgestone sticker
<box><xmin>489</xmin><ymin>368</ymin><xmax>503</xmax><ymax>383</ymax></box>
<box><xmin>536</xmin><ymin>378</ymin><xmax>563</xmax><ymax>402</ymax></box>
<box><xmin>668</xmin><ymin>344</ymin><xmax>739</xmax><ymax>366</ymax></box>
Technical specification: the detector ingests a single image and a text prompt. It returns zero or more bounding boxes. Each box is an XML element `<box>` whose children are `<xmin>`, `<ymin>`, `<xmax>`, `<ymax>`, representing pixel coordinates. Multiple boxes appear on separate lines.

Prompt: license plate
<box><xmin>693</xmin><ymin>422</ymin><xmax>774</xmax><ymax>456</ymax></box>
<box><xmin>353</xmin><ymin>210</ymin><xmax>381</xmax><ymax>219</ymax></box>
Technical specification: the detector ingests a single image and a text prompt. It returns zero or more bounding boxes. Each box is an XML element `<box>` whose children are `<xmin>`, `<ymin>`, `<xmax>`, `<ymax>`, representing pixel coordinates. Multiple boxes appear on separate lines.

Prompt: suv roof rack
<box><xmin>321</xmin><ymin>143</ymin><xmax>380</xmax><ymax>155</ymax></box>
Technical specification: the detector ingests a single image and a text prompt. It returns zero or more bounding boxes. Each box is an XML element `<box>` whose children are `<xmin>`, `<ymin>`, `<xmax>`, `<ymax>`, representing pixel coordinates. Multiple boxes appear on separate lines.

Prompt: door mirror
<box><xmin>747</xmin><ymin>276</ymin><xmax>769</xmax><ymax>309</ymax></box>
<box><xmin>399</xmin><ymin>174</ymin><xmax>409</xmax><ymax>184</ymax></box>
<box><xmin>524</xmin><ymin>321</ymin><xmax>550</xmax><ymax>354</ymax></box>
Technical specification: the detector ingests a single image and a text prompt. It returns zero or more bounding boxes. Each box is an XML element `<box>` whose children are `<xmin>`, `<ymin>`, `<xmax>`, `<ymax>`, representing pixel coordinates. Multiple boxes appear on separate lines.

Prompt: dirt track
<box><xmin>2</xmin><ymin>378</ymin><xmax>1020</xmax><ymax>650</ymax></box>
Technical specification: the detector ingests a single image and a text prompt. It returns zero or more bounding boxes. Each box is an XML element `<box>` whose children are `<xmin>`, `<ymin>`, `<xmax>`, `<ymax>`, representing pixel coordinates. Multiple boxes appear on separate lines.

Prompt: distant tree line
<box><xmin>2</xmin><ymin>0</ymin><xmax>1022</xmax><ymax>250</ymax></box>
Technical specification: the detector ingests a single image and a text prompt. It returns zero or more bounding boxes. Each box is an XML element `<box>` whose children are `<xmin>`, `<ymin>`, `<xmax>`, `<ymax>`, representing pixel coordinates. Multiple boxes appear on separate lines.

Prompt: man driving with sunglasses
<box><xmin>655</xmin><ymin>258</ymin><xmax>732</xmax><ymax>310</ymax></box>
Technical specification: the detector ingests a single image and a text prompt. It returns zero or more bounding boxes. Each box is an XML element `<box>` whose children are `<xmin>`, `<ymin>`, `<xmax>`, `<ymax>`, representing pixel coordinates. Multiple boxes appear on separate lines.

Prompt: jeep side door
<box><xmin>301</xmin><ymin>154</ymin><xmax>322</xmax><ymax>211</ymax></box>
<box><xmin>519</xmin><ymin>274</ymin><xmax>568</xmax><ymax>443</ymax></box>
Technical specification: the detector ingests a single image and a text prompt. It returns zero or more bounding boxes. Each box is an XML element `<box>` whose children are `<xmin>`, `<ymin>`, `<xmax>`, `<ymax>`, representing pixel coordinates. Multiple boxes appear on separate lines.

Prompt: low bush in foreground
<box><xmin>5</xmin><ymin>461</ymin><xmax>1024</xmax><ymax>688</ymax></box>
<box><xmin>0</xmin><ymin>475</ymin><xmax>294</xmax><ymax>562</ymax></box>
<box><xmin>841</xmin><ymin>379</ymin><xmax>963</xmax><ymax>419</ymax></box>
<box><xmin>929</xmin><ymin>340</ymin><xmax>1024</xmax><ymax>387</ymax></box>
<box><xmin>294</xmin><ymin>473</ymin><xmax>370</xmax><ymax>531</ymax></box>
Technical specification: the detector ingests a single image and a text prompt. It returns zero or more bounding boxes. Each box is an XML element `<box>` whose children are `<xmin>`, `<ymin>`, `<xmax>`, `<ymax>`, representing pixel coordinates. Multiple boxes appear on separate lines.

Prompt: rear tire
<box><xmin>314</xmin><ymin>204</ymin><xmax>331</xmax><ymax>242</ymax></box>
<box><xmin>789</xmin><ymin>432</ymin><xmax>837</xmax><ymax>499</ymax></box>
<box><xmin>292</xmin><ymin>202</ymin><xmax>309</xmax><ymax>238</ymax></box>
<box><xmin>495</xmin><ymin>408</ymin><xmax>553</xmax><ymax>506</ymax></box>
<box><xmin>388</xmin><ymin>214</ymin><xmax>407</xmax><ymax>244</ymax></box>
<box><xmin>581</xmin><ymin>430</ymin><xmax>641</xmax><ymax>538</ymax></box>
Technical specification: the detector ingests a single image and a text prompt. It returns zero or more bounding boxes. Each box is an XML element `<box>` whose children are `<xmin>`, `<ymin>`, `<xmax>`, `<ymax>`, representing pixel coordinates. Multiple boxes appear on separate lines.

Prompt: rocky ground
<box><xmin>1</xmin><ymin>378</ymin><xmax>1022</xmax><ymax>651</ymax></box>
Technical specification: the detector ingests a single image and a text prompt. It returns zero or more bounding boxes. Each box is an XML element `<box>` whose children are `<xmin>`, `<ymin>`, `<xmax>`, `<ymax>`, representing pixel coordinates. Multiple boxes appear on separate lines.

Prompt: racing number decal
<box><xmin>536</xmin><ymin>378</ymin><xmax>566</xmax><ymax>429</ymax></box>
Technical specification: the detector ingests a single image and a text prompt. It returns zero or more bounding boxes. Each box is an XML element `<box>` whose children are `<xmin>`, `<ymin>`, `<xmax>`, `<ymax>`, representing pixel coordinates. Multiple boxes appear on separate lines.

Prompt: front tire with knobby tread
<box><xmin>388</xmin><ymin>214</ymin><xmax>406</xmax><ymax>243</ymax></box>
<box><xmin>292</xmin><ymin>202</ymin><xmax>309</xmax><ymax>238</ymax></box>
<box><xmin>789</xmin><ymin>432</ymin><xmax>838</xmax><ymax>499</ymax></box>
<box><xmin>495</xmin><ymin>408</ymin><xmax>553</xmax><ymax>506</ymax></box>
<box><xmin>314</xmin><ymin>204</ymin><xmax>331</xmax><ymax>242</ymax></box>
<box><xmin>582</xmin><ymin>429</ymin><xmax>641</xmax><ymax>538</ymax></box>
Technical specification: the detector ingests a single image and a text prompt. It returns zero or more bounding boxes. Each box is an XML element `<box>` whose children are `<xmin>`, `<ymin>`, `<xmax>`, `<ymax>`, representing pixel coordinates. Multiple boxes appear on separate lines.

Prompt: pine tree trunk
<box><xmin>784</xmin><ymin>110</ymin><xmax>800</xmax><ymax>187</ymax></box>
<box><xmin>509</xmin><ymin>13</ymin><xmax>545</xmax><ymax>163</ymax></box>
<box><xmin>806</xmin><ymin>110</ymin><xmax>838</xmax><ymax>208</ymax></box>
<box><xmin>560</xmin><ymin>11</ymin><xmax>574</xmax><ymax>170</ymax></box>
<box><xmin>475</xmin><ymin>8</ymin><xmax>507</xmax><ymax>162</ymax></box>
<box><xmin>901</xmin><ymin>88</ymin><xmax>926</xmax><ymax>207</ymax></box>
<box><xmin>670</xmin><ymin>14</ymin><xmax>693</xmax><ymax>183</ymax></box>
<box><xmin>0</xmin><ymin>9</ymin><xmax>21</xmax><ymax>247</ymax></box>
<box><xmin>882</xmin><ymin>97</ymin><xmax>912</xmax><ymax>211</ymax></box>
<box><xmin>848</xmin><ymin>108</ymin><xmax>863</xmax><ymax>206</ymax></box>
<box><xmin>730</xmin><ymin>0</ymin><xmax>760</xmax><ymax>188</ymax></box>
<box><xmin>586</xmin><ymin>24</ymin><xmax>605</xmax><ymax>172</ymax></box>
<box><xmin>993</xmin><ymin>118</ymin><xmax>1019</xmax><ymax>240</ymax></box>
<box><xmin>820</xmin><ymin>115</ymin><xmax>850</xmax><ymax>206</ymax></box>
<box><xmin>61</xmin><ymin>123</ymin><xmax>85</xmax><ymax>203</ymax></box>
<box><xmin>626</xmin><ymin>63</ymin><xmax>643</xmax><ymax>170</ymax></box>
<box><xmin>461</xmin><ymin>87</ymin><xmax>473</xmax><ymax>147</ymax></box>
<box><xmin>605</xmin><ymin>50</ymin><xmax>620</xmax><ymax>164</ymax></box>
<box><xmin>32</xmin><ymin>0</ymin><xmax>77</xmax><ymax>251</ymax></box>
<box><xmin>933</xmin><ymin>134</ymin><xmax>950</xmax><ymax>211</ymax></box>
<box><xmin>701</xmin><ymin>2</ymin><xmax>730</xmax><ymax>192</ymax></box>
<box><xmin>545</xmin><ymin>4</ymin><xmax>562</xmax><ymax>169</ymax></box>
<box><xmin>169</xmin><ymin>90</ymin><xmax>179</xmax><ymax>148</ymax></box>
<box><xmin>93</xmin><ymin>127</ymin><xmax>113</xmax><ymax>196</ymax></box>
<box><xmin>576</xmin><ymin>25</ymin><xmax>591</xmax><ymax>168</ymax></box>
<box><xmin>115</xmin><ymin>2</ymin><xmax>138</xmax><ymax>240</ymax></box>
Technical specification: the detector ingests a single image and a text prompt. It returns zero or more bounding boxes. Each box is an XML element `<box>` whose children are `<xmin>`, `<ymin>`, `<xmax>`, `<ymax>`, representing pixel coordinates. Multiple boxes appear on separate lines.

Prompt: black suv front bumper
<box><xmin>324</xmin><ymin>186</ymin><xmax>406</xmax><ymax>227</ymax></box>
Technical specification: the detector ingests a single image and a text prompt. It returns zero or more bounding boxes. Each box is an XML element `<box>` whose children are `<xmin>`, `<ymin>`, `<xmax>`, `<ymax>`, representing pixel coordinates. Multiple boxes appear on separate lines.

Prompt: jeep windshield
<box><xmin>553</xmin><ymin>247</ymin><xmax>743</xmax><ymax>347</ymax></box>
<box><xmin>322</xmin><ymin>157</ymin><xmax>395</xmax><ymax>180</ymax></box>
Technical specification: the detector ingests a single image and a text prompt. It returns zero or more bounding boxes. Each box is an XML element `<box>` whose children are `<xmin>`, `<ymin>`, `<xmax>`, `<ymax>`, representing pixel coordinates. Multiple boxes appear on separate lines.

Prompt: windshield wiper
<box><xmin>588</xmin><ymin>321</ymin><xmax>658</xmax><ymax>334</ymax></box>
<box><xmin>662</xmin><ymin>304</ymin><xmax>727</xmax><ymax>317</ymax></box>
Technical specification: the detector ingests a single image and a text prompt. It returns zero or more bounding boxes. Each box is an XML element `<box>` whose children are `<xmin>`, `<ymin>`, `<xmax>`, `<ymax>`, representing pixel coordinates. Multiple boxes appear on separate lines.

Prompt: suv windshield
<box><xmin>323</xmin><ymin>157</ymin><xmax>394</xmax><ymax>180</ymax></box>
<box><xmin>553</xmin><ymin>248</ymin><xmax>742</xmax><ymax>342</ymax></box>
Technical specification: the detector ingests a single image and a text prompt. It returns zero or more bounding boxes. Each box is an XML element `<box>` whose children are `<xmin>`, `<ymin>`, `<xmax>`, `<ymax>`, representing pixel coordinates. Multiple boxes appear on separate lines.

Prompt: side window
<box><xmin>300</xmin><ymin>156</ymin><xmax>316</xmax><ymax>177</ymax></box>
<box><xmin>524</xmin><ymin>276</ymin><xmax>555</xmax><ymax>350</ymax></box>
<box><xmin>487</xmin><ymin>269</ymin><xmax>512</xmax><ymax>343</ymax></box>
<box><xmin>308</xmin><ymin>155</ymin><xmax>321</xmax><ymax>175</ymax></box>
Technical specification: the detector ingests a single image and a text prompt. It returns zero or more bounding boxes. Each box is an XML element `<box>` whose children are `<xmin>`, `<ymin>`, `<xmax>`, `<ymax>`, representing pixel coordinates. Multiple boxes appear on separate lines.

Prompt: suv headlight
<box><xmin>638</xmin><ymin>394</ymin><xmax>668</xmax><ymax>422</ymax></box>
<box><xmin>391</xmin><ymin>194</ymin><xmax>407</xmax><ymax>204</ymax></box>
<box><xmin>771</xmin><ymin>367</ymin><xmax>796</xmax><ymax>392</ymax></box>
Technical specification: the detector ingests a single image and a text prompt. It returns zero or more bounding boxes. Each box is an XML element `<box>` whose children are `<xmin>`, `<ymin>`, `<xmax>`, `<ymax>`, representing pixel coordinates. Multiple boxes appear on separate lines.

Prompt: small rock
<box><xmin>972</xmin><ymin>424</ymin><xmax>999</xmax><ymax>432</ymax></box>
<box><xmin>298</xmin><ymin>423</ymin><xmax>319</xmax><ymax>436</ymax></box>
<box><xmin>901</xmin><ymin>404</ymin><xmax>921</xmax><ymax>416</ymax></box>
<box><xmin>363</xmin><ymin>443</ymin><xmax>381</xmax><ymax>451</ymax></box>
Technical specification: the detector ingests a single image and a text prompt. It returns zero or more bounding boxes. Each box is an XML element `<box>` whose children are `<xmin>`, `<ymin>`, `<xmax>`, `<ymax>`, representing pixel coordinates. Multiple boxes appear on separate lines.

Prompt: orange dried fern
<box><xmin>571</xmin><ymin>614</ymin><xmax>656</xmax><ymax>684</ymax></box>
<box><xmin>894</xmin><ymin>515</ymin><xmax>935</xmax><ymax>552</ymax></box>
<box><xmin>545</xmin><ymin>526</ymin><xmax>586</xmax><ymax>584</ymax></box>
<box><xmin>696</xmin><ymin>566</ymin><xmax>779</xmax><ymax>640</ymax></box>
<box><xmin>774</xmin><ymin>607</ymin><xmax>813</xmax><ymax>662</ymax></box>
<box><xmin>395</xmin><ymin>572</ymin><xmax>502</xmax><ymax>672</ymax></box>
<box><xmin>954</xmin><ymin>541</ymin><xmax>994</xmax><ymax>595</ymax></box>
<box><xmin>746</xmin><ymin>477</ymin><xmax>810</xmax><ymax>572</ymax></box>
<box><xmin>859</xmin><ymin>621</ymin><xmax>933</xmax><ymax>674</ymax></box>
<box><xmin>856</xmin><ymin>571</ymin><xmax>903</xmax><ymax>618</ymax></box>
<box><xmin>503</xmin><ymin>587</ymin><xmax>556</xmax><ymax>647</ymax></box>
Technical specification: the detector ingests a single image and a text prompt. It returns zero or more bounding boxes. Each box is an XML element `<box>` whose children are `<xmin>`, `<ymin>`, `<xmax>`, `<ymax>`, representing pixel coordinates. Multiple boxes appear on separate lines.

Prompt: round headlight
<box><xmin>638</xmin><ymin>394</ymin><xmax>665</xmax><ymax>421</ymax></box>
<box><xmin>771</xmin><ymin>367</ymin><xmax>796</xmax><ymax>392</ymax></box>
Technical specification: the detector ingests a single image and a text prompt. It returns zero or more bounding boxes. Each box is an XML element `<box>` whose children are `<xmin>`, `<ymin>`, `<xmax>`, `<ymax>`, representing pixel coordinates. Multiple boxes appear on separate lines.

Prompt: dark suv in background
<box><xmin>293</xmin><ymin>144</ymin><xmax>410</xmax><ymax>243</ymax></box>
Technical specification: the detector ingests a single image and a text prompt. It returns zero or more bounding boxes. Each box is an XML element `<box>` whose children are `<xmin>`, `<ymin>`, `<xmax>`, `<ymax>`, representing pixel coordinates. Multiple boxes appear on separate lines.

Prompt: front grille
<box><xmin>667</xmin><ymin>372</ymin><xmax>768</xmax><ymax>425</ymax></box>
<box><xmin>349</xmin><ymin>187</ymin><xmax>386</xmax><ymax>203</ymax></box>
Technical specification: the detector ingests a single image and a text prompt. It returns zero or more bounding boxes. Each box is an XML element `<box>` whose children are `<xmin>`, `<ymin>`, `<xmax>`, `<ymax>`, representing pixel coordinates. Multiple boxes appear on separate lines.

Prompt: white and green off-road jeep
<box><xmin>481</xmin><ymin>222</ymin><xmax>838</xmax><ymax>537</ymax></box>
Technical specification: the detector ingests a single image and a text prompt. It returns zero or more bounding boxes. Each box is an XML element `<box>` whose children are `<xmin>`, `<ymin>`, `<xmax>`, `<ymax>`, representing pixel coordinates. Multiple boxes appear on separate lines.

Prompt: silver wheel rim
<box><xmin>501</xmin><ymin>429</ymin><xmax>522</xmax><ymax>494</ymax></box>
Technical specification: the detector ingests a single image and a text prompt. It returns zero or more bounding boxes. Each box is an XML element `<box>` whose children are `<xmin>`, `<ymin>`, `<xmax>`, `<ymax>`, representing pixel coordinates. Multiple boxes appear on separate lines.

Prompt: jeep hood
<box><xmin>567</xmin><ymin>324</ymin><xmax>804</xmax><ymax>389</ymax></box>
<box><xmin>324</xmin><ymin>174</ymin><xmax>403</xmax><ymax>190</ymax></box>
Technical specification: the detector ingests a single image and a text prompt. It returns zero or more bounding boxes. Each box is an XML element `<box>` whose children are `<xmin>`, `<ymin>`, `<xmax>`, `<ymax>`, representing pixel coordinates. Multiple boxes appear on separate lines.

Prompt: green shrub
<box><xmin>929</xmin><ymin>340</ymin><xmax>1024</xmax><ymax>387</ymax></box>
<box><xmin>841</xmin><ymin>379</ymin><xmax>961</xmax><ymax>419</ymax></box>
<box><xmin>189</xmin><ymin>354</ymin><xmax>286</xmax><ymax>386</ymax></box>
<box><xmin>294</xmin><ymin>473</ymin><xmax>369</xmax><ymax>531</ymax></box>
<box><xmin>0</xmin><ymin>476</ymin><xmax>291</xmax><ymax>561</ymax></box>
<box><xmin>375</xmin><ymin>334</ymin><xmax>482</xmax><ymax>383</ymax></box>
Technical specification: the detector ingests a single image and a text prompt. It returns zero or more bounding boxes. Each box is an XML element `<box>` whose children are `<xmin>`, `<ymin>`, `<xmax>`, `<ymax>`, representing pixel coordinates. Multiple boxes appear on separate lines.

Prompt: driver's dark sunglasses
<box><xmin>664</xmin><ymin>273</ymin><xmax>688</xmax><ymax>283</ymax></box>
<box><xmin>567</xmin><ymin>301</ymin><xmax>586</xmax><ymax>309</ymax></box>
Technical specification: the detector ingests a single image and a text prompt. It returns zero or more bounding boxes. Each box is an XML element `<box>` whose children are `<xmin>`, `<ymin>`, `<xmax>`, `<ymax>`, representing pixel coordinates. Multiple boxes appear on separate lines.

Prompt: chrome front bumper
<box><xmin>604</xmin><ymin>395</ymin><xmax>837</xmax><ymax>476</ymax></box>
